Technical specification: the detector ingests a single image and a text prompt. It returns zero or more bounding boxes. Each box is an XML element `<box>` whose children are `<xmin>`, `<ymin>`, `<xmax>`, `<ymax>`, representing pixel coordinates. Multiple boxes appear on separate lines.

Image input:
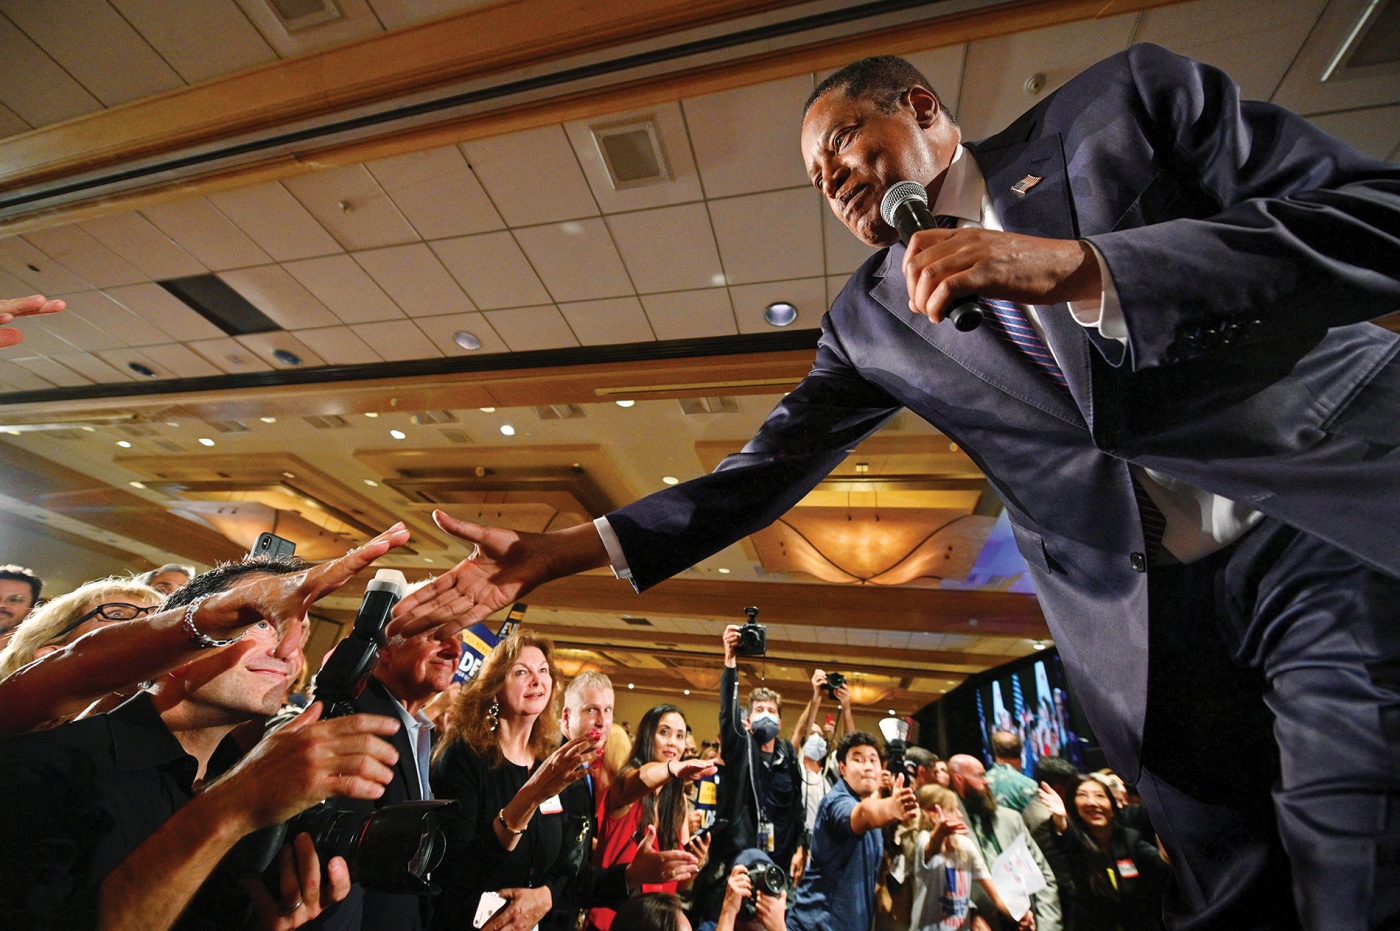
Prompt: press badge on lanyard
<box><xmin>757</xmin><ymin>818</ymin><xmax>775</xmax><ymax>852</ymax></box>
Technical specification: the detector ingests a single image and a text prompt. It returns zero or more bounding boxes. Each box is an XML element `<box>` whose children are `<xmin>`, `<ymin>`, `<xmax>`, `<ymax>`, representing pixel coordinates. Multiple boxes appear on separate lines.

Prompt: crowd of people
<box><xmin>0</xmin><ymin>540</ymin><xmax>1170</xmax><ymax>931</ymax></box>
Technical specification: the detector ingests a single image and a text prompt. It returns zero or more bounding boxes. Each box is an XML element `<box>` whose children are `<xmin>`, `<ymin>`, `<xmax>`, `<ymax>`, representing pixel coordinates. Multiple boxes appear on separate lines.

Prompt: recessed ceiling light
<box><xmin>627</xmin><ymin>683</ymin><xmax>635</xmax><ymax>689</ymax></box>
<box><xmin>662</xmin><ymin>476</ymin><xmax>679</xmax><ymax>485</ymax></box>
<box><xmin>1032</xmin><ymin>641</ymin><xmax>1047</xmax><ymax>650</ymax></box>
<box><xmin>165</xmin><ymin>421</ymin><xmax>179</xmax><ymax>427</ymax></box>
<box><xmin>390</xmin><ymin>429</ymin><xmax>406</xmax><ymax>440</ymax></box>
<box><xmin>500</xmin><ymin>424</ymin><xmax>515</xmax><ymax>436</ymax></box>
<box><xmin>260</xmin><ymin>416</ymin><xmax>277</xmax><ymax>423</ymax></box>
<box><xmin>453</xmin><ymin>331</ymin><xmax>481</xmax><ymax>351</ymax></box>
<box><xmin>683</xmin><ymin>689</ymin><xmax>691</xmax><ymax>696</ymax></box>
<box><xmin>81</xmin><ymin>426</ymin><xmax>96</xmax><ymax>432</ymax></box>
<box><xmin>363</xmin><ymin>479</ymin><xmax>379</xmax><ymax>487</ymax></box>
<box><xmin>479</xmin><ymin>407</ymin><xmax>496</xmax><ymax>413</ymax></box>
<box><xmin>272</xmin><ymin>349</ymin><xmax>302</xmax><ymax>366</ymax></box>
<box><xmin>423</xmin><ymin>556</ymin><xmax>434</xmax><ymax>563</ymax></box>
<box><xmin>764</xmin><ymin>301</ymin><xmax>798</xmax><ymax>327</ymax></box>
<box><xmin>198</xmin><ymin>438</ymin><xmax>215</xmax><ymax>447</ymax></box>
<box><xmin>116</xmin><ymin>440</ymin><xmax>132</xmax><ymax>448</ymax></box>
<box><xmin>718</xmin><ymin>567</ymin><xmax>731</xmax><ymax>574</ymax></box>
<box><xmin>888</xmin><ymin>709</ymin><xmax>898</xmax><ymax>715</ymax></box>
<box><xmin>615</xmin><ymin>400</ymin><xmax>635</xmax><ymax>408</ymax></box>
<box><xmin>128</xmin><ymin>481</ymin><xmax>145</xmax><ymax>489</ymax></box>
<box><xmin>364</xmin><ymin>412</ymin><xmax>379</xmax><ymax>418</ymax></box>
<box><xmin>128</xmin><ymin>361</ymin><xmax>156</xmax><ymax>377</ymax></box>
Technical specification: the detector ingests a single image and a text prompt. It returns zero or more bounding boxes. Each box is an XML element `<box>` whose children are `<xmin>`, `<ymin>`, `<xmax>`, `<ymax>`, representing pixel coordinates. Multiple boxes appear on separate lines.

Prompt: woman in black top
<box><xmin>1040</xmin><ymin>773</ymin><xmax>1169</xmax><ymax>931</ymax></box>
<box><xmin>430</xmin><ymin>631</ymin><xmax>602</xmax><ymax>930</ymax></box>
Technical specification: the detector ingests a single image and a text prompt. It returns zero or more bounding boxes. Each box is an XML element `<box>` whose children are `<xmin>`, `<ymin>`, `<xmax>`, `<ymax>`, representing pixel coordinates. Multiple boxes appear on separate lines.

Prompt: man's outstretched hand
<box><xmin>389</xmin><ymin>510</ymin><xmax>609</xmax><ymax>638</ymax></box>
<box><xmin>0</xmin><ymin>294</ymin><xmax>65</xmax><ymax>348</ymax></box>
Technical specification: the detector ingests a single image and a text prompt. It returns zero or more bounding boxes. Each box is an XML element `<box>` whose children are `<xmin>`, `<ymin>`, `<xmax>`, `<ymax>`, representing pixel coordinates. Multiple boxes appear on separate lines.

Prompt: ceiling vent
<box><xmin>158</xmin><ymin>275</ymin><xmax>281</xmax><ymax>336</ymax></box>
<box><xmin>439</xmin><ymin>429</ymin><xmax>474</xmax><ymax>445</ymax></box>
<box><xmin>591</xmin><ymin>119</ymin><xmax>670</xmax><ymax>190</ymax></box>
<box><xmin>302</xmin><ymin>414</ymin><xmax>349</xmax><ymax>429</ymax></box>
<box><xmin>678</xmin><ymin>396</ymin><xmax>739</xmax><ymax>415</ymax></box>
<box><xmin>265</xmin><ymin>0</ymin><xmax>343</xmax><ymax>32</ymax></box>
<box><xmin>534</xmin><ymin>404</ymin><xmax>586</xmax><ymax>421</ymax></box>
<box><xmin>411</xmin><ymin>410</ymin><xmax>459</xmax><ymax>425</ymax></box>
<box><xmin>118</xmin><ymin>424</ymin><xmax>159</xmax><ymax>437</ymax></box>
<box><xmin>204</xmin><ymin>419</ymin><xmax>249</xmax><ymax>433</ymax></box>
<box><xmin>620</xmin><ymin>616</ymin><xmax>653</xmax><ymax>627</ymax></box>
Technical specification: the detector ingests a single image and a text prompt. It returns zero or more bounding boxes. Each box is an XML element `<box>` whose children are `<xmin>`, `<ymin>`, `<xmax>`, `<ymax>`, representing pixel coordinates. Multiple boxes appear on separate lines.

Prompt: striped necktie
<box><xmin>932</xmin><ymin>215</ymin><xmax>1166</xmax><ymax>563</ymax></box>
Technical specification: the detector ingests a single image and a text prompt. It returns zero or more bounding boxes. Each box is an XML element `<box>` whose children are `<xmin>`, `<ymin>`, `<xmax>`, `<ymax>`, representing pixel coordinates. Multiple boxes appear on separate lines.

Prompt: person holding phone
<box><xmin>585</xmin><ymin>704</ymin><xmax>717</xmax><ymax>931</ymax></box>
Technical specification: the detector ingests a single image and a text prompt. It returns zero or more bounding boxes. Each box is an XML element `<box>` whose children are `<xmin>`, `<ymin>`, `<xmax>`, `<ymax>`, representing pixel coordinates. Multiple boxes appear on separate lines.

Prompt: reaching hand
<box><xmin>890</xmin><ymin>774</ymin><xmax>918</xmax><ymax>824</ymax></box>
<box><xmin>525</xmin><ymin>731</ymin><xmax>605</xmax><ymax>800</ymax></box>
<box><xmin>671</xmin><ymin>758</ymin><xmax>718</xmax><ymax>783</ymax></box>
<box><xmin>722</xmin><ymin>624</ymin><xmax>742</xmax><ymax>665</ymax></box>
<box><xmin>629</xmin><ymin>824</ymin><xmax>700</xmax><ymax>885</ymax></box>
<box><xmin>810</xmin><ymin>669</ymin><xmax>828</xmax><ymax>697</ymax></box>
<box><xmin>0</xmin><ymin>294</ymin><xmax>65</xmax><ymax>349</ymax></box>
<box><xmin>481</xmin><ymin>886</ymin><xmax>552</xmax><ymax>931</ymax></box>
<box><xmin>833</xmin><ymin>685</ymin><xmax>852</xmax><ymax>706</ymax></box>
<box><xmin>1037</xmin><ymin>780</ymin><xmax>1067</xmax><ymax>829</ymax></box>
<box><xmin>391</xmin><ymin>511</ymin><xmax>604</xmax><ymax>639</ymax></box>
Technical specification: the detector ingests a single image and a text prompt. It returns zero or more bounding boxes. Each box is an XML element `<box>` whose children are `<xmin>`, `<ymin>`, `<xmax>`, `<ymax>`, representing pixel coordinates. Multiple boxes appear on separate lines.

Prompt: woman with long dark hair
<box><xmin>1040</xmin><ymin>773</ymin><xmax>1168</xmax><ymax>930</ymax></box>
<box><xmin>431</xmin><ymin>632</ymin><xmax>603</xmax><ymax>930</ymax></box>
<box><xmin>585</xmin><ymin>704</ymin><xmax>716</xmax><ymax>931</ymax></box>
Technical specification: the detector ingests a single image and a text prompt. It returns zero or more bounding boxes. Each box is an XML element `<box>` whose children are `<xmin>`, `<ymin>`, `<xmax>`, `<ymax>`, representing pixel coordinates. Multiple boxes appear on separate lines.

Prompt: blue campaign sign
<box><xmin>453</xmin><ymin>622</ymin><xmax>501</xmax><ymax>683</ymax></box>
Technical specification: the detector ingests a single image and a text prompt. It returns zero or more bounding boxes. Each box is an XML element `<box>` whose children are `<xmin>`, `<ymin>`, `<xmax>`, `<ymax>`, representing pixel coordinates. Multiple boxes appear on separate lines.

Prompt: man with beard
<box><xmin>948</xmin><ymin>755</ymin><xmax>1058</xmax><ymax>931</ymax></box>
<box><xmin>0</xmin><ymin>564</ymin><xmax>42</xmax><ymax>648</ymax></box>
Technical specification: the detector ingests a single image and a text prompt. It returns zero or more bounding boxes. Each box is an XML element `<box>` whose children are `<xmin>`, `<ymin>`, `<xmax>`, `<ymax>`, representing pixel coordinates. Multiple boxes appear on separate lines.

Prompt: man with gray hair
<box><xmin>986</xmin><ymin>730</ymin><xmax>1038</xmax><ymax>813</ymax></box>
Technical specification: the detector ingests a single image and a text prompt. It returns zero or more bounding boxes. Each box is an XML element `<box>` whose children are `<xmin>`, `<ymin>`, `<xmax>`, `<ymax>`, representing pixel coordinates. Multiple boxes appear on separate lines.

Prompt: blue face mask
<box><xmin>751</xmin><ymin>711</ymin><xmax>781</xmax><ymax>743</ymax></box>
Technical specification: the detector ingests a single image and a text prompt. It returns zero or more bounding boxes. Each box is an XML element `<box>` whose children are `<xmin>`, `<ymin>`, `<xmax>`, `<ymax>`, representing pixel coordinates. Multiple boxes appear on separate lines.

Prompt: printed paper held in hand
<box><xmin>989</xmin><ymin>832</ymin><xmax>1047</xmax><ymax>919</ymax></box>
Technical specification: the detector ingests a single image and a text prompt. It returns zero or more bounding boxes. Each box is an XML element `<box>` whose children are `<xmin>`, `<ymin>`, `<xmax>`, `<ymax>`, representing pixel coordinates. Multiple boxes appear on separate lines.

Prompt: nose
<box><xmin>816</xmin><ymin>157</ymin><xmax>847</xmax><ymax>199</ymax></box>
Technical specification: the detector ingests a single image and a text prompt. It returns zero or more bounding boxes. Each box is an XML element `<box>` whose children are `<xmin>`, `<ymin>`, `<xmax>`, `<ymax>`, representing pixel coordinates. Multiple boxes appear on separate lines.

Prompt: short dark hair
<box><xmin>1034</xmin><ymin>756</ymin><xmax>1080</xmax><ymax>790</ymax></box>
<box><xmin>991</xmin><ymin>729</ymin><xmax>1023</xmax><ymax>760</ymax></box>
<box><xmin>612</xmin><ymin>892</ymin><xmax>684</xmax><ymax>931</ymax></box>
<box><xmin>163</xmin><ymin>555</ymin><xmax>308</xmax><ymax>610</ymax></box>
<box><xmin>0</xmin><ymin>564</ymin><xmax>42</xmax><ymax>602</ymax></box>
<box><xmin>906</xmin><ymin>746</ymin><xmax>936</xmax><ymax>771</ymax></box>
<box><xmin>837</xmin><ymin>730</ymin><xmax>882</xmax><ymax>763</ymax></box>
<box><xmin>804</xmin><ymin>55</ymin><xmax>951</xmax><ymax>120</ymax></box>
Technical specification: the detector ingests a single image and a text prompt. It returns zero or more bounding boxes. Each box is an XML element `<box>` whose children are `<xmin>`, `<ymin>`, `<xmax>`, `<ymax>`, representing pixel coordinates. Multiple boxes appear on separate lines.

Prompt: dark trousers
<box><xmin>1133</xmin><ymin>518</ymin><xmax>1400</xmax><ymax>931</ymax></box>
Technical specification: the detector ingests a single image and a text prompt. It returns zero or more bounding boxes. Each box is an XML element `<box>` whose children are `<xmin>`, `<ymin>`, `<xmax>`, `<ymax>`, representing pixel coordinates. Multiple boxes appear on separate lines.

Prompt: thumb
<box><xmin>432</xmin><ymin>509</ymin><xmax>488</xmax><ymax>544</ymax></box>
<box><xmin>639</xmin><ymin>824</ymin><xmax>657</xmax><ymax>849</ymax></box>
<box><xmin>281</xmin><ymin>701</ymin><xmax>324</xmax><ymax>733</ymax></box>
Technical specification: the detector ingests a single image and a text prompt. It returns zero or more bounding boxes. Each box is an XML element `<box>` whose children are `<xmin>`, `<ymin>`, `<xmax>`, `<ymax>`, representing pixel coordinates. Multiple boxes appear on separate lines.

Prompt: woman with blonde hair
<box><xmin>0</xmin><ymin>577</ymin><xmax>161</xmax><ymax>683</ymax></box>
<box><xmin>909</xmin><ymin>784</ymin><xmax>1023</xmax><ymax>931</ymax></box>
<box><xmin>430</xmin><ymin>631</ymin><xmax>603</xmax><ymax>930</ymax></box>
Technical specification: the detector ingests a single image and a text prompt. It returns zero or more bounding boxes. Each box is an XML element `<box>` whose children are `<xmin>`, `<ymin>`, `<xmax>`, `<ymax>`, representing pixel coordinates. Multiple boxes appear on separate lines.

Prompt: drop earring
<box><xmin>488</xmin><ymin>699</ymin><xmax>500</xmax><ymax>733</ymax></box>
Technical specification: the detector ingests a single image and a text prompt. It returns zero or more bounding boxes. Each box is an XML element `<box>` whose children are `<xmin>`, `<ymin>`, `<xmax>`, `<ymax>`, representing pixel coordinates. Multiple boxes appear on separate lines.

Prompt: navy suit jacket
<box><xmin>606</xmin><ymin>45</ymin><xmax>1400</xmax><ymax>777</ymax></box>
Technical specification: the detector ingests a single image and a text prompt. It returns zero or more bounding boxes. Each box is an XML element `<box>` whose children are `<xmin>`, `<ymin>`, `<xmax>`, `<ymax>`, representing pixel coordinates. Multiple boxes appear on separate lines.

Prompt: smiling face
<box><xmin>801</xmin><ymin>85</ymin><xmax>957</xmax><ymax>247</ymax></box>
<box><xmin>1074</xmin><ymin>779</ymin><xmax>1116</xmax><ymax>830</ymax></box>
<box><xmin>499</xmin><ymin>645</ymin><xmax>553</xmax><ymax>718</ymax></box>
<box><xmin>651</xmin><ymin>711</ymin><xmax>688</xmax><ymax>764</ymax></box>
<box><xmin>379</xmin><ymin>629</ymin><xmax>464</xmax><ymax>704</ymax></box>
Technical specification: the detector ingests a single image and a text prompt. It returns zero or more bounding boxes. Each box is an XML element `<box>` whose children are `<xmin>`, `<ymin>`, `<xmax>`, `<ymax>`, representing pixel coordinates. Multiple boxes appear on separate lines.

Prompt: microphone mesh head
<box><xmin>880</xmin><ymin>181</ymin><xmax>929</xmax><ymax>227</ymax></box>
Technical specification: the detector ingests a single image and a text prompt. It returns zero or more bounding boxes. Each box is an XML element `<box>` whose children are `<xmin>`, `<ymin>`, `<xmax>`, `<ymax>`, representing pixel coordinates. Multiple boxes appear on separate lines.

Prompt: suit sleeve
<box><xmin>1083</xmin><ymin>43</ymin><xmax>1400</xmax><ymax>370</ymax></box>
<box><xmin>607</xmin><ymin>318</ymin><xmax>902</xmax><ymax>590</ymax></box>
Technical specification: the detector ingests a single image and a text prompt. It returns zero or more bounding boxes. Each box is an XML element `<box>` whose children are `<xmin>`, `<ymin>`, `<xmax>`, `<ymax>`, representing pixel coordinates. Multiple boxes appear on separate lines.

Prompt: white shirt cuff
<box><xmin>1066</xmin><ymin>241</ymin><xmax>1127</xmax><ymax>342</ymax></box>
<box><xmin>592</xmin><ymin>516</ymin><xmax>633</xmax><ymax>581</ymax></box>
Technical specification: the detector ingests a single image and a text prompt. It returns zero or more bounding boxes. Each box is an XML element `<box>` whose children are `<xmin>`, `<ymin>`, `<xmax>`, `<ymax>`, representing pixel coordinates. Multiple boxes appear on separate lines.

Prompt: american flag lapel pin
<box><xmin>1010</xmin><ymin>174</ymin><xmax>1043</xmax><ymax>196</ymax></box>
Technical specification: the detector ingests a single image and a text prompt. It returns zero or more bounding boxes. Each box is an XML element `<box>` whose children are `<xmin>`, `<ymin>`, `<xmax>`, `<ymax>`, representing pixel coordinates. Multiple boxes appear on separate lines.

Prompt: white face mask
<box><xmin>803</xmin><ymin>734</ymin><xmax>828</xmax><ymax>762</ymax></box>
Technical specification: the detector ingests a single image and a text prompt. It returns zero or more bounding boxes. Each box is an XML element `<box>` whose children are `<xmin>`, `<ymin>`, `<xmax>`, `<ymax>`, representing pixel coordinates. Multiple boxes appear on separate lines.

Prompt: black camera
<box><xmin>735</xmin><ymin>606</ymin><xmax>767</xmax><ymax>657</ymax></box>
<box><xmin>740</xmin><ymin>862</ymin><xmax>787</xmax><ymax>919</ymax></box>
<box><xmin>823</xmin><ymin>671</ymin><xmax>847</xmax><ymax>697</ymax></box>
<box><xmin>230</xmin><ymin>569</ymin><xmax>457</xmax><ymax>895</ymax></box>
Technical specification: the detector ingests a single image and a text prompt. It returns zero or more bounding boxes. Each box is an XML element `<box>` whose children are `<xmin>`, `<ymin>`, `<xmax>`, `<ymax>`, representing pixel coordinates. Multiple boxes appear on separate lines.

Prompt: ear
<box><xmin>906</xmin><ymin>85</ymin><xmax>940</xmax><ymax>129</ymax></box>
<box><xmin>33</xmin><ymin>644</ymin><xmax>59</xmax><ymax>659</ymax></box>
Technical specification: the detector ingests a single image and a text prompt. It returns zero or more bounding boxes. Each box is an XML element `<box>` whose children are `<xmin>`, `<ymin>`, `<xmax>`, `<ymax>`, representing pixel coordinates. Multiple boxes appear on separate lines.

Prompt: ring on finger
<box><xmin>283</xmin><ymin>898</ymin><xmax>303</xmax><ymax>915</ymax></box>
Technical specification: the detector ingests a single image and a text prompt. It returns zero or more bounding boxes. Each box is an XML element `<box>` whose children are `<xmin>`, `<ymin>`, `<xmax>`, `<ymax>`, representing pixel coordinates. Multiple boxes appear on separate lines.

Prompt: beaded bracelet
<box><xmin>498</xmin><ymin>809</ymin><xmax>527</xmax><ymax>836</ymax></box>
<box><xmin>180</xmin><ymin>594</ymin><xmax>245</xmax><ymax>649</ymax></box>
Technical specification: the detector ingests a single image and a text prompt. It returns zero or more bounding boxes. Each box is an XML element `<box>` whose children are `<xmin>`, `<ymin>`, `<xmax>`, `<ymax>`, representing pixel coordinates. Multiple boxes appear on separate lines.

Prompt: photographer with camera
<box><xmin>714</xmin><ymin>851</ymin><xmax>787</xmax><ymax>931</ymax></box>
<box><xmin>0</xmin><ymin>546</ymin><xmax>411</xmax><ymax>931</ymax></box>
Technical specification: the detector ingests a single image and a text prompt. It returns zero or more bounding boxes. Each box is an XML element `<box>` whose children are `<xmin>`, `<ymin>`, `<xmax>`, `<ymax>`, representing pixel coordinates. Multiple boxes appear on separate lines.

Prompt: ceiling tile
<box><xmin>607</xmin><ymin>203</ymin><xmax>724</xmax><ymax>293</ymax></box>
<box><xmin>826</xmin><ymin>275</ymin><xmax>849</xmax><ymax>308</ymax></box>
<box><xmin>1134</xmin><ymin>0</ymin><xmax>1326</xmax><ymax>102</ymax></box>
<box><xmin>4</xmin><ymin>316</ymin><xmax>76</xmax><ymax>355</ymax></box>
<box><xmin>141</xmin><ymin>198</ymin><xmax>273</xmax><ymax>271</ymax></box>
<box><xmin>367</xmin><ymin>145</ymin><xmax>506</xmax><ymax>239</ymax></box>
<box><xmin>640</xmin><ymin>289</ymin><xmax>737</xmax><ymax>341</ymax></box>
<box><xmin>708</xmin><ymin>188</ymin><xmax>824</xmax><ymax>284</ymax></box>
<box><xmin>207</xmin><ymin>182</ymin><xmax>344</xmax><ymax>261</ymax></box>
<box><xmin>0</xmin><ymin>14</ymin><xmax>101</xmax><ymax>125</ymax></box>
<box><xmin>50</xmin><ymin>351</ymin><xmax>134</xmax><ymax>383</ymax></box>
<box><xmin>61</xmin><ymin>290</ymin><xmax>172</xmax><ymax>347</ymax></box>
<box><xmin>0</xmin><ymin>101</ymin><xmax>28</xmax><ymax>138</ymax></box>
<box><xmin>957</xmin><ymin>14</ymin><xmax>1138</xmax><ymax>140</ymax></box>
<box><xmin>0</xmin><ymin>236</ymin><xmax>92</xmax><ymax>293</ymax></box>
<box><xmin>9</xmin><ymin>356</ymin><xmax>87</xmax><ymax>387</ymax></box>
<box><xmin>232</xmin><ymin>0</ymin><xmax>383</xmax><ymax>57</ymax></box>
<box><xmin>482</xmin><ymin>305</ymin><xmax>579</xmax><ymax>352</ymax></box>
<box><xmin>1273</xmin><ymin>0</ymin><xmax>1400</xmax><ymax>115</ymax></box>
<box><xmin>558</xmin><ymin>296</ymin><xmax>654</xmax><ymax>346</ymax></box>
<box><xmin>901</xmin><ymin>46</ymin><xmax>969</xmax><ymax>122</ymax></box>
<box><xmin>823</xmin><ymin>206</ymin><xmax>877</xmax><ymax>276</ymax></box>
<box><xmin>81</xmin><ymin>212</ymin><xmax>206</xmax><ymax>280</ymax></box>
<box><xmin>283</xmin><ymin>165</ymin><xmax>420</xmax><ymax>251</ymax></box>
<box><xmin>430</xmin><ymin>232</ymin><xmax>551</xmax><ymax>310</ymax></box>
<box><xmin>564</xmin><ymin>102</ymin><xmax>705</xmax><ymax>214</ymax></box>
<box><xmin>290</xmin><ymin>326</ymin><xmax>383</xmax><ymax>366</ymax></box>
<box><xmin>729</xmin><ymin>277</ymin><xmax>826</xmax><ymax>334</ymax></box>
<box><xmin>513</xmin><ymin>219</ymin><xmax>632</xmax><ymax>303</ymax></box>
<box><xmin>93</xmin><ymin>347</ymin><xmax>178</xmax><ymax>380</ymax></box>
<box><xmin>21</xmin><ymin>225</ymin><xmax>145</xmax><ymax>289</ymax></box>
<box><xmin>410</xmin><ymin>311</ymin><xmax>510</xmax><ymax>356</ymax></box>
<box><xmin>348</xmin><ymin>320</ymin><xmax>442</xmax><ymax>362</ymax></box>
<box><xmin>219</xmin><ymin>265</ymin><xmax>340</xmax><ymax>330</ymax></box>
<box><xmin>1306</xmin><ymin>105</ymin><xmax>1400</xmax><ymax>162</ymax></box>
<box><xmin>26</xmin><ymin>296</ymin><xmax>126</xmax><ymax>351</ymax></box>
<box><xmin>235</xmin><ymin>332</ymin><xmax>327</xmax><ymax>369</ymax></box>
<box><xmin>132</xmin><ymin>342</ymin><xmax>223</xmax><ymax>378</ymax></box>
<box><xmin>461</xmin><ymin>126</ymin><xmax>598</xmax><ymax>226</ymax></box>
<box><xmin>0</xmin><ymin>360</ymin><xmax>54</xmax><ymax>391</ymax></box>
<box><xmin>110</xmin><ymin>0</ymin><xmax>276</xmax><ymax>85</ymax></box>
<box><xmin>683</xmin><ymin>74</ymin><xmax>813</xmax><ymax>198</ymax></box>
<box><xmin>366</xmin><ymin>0</ymin><xmax>479</xmax><ymax>30</ymax></box>
<box><xmin>103</xmin><ymin>282</ymin><xmax>226</xmax><ymax>343</ymax></box>
<box><xmin>352</xmin><ymin>243</ymin><xmax>476</xmax><ymax>318</ymax></box>
<box><xmin>187</xmin><ymin>336</ymin><xmax>273</xmax><ymax>374</ymax></box>
<box><xmin>283</xmin><ymin>254</ymin><xmax>404</xmax><ymax>324</ymax></box>
<box><xmin>0</xmin><ymin>0</ymin><xmax>183</xmax><ymax>106</ymax></box>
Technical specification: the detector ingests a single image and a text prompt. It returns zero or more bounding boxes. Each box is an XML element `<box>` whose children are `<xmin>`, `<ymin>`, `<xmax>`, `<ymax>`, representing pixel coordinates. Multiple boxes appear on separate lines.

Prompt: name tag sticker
<box><xmin>1116</xmin><ymin>858</ymin><xmax>1140</xmax><ymax>879</ymax></box>
<box><xmin>540</xmin><ymin>794</ymin><xmax>564</xmax><ymax>815</ymax></box>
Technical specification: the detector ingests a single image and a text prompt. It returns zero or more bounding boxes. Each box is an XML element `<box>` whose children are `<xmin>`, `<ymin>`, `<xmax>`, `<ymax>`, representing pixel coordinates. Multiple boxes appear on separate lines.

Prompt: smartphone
<box><xmin>473</xmin><ymin>891</ymin><xmax>507</xmax><ymax>928</ymax></box>
<box><xmin>251</xmin><ymin>531</ymin><xmax>296</xmax><ymax>559</ymax></box>
<box><xmin>687</xmin><ymin>818</ymin><xmax>729</xmax><ymax>848</ymax></box>
<box><xmin>824</xmin><ymin>714</ymin><xmax>835</xmax><ymax>727</ymax></box>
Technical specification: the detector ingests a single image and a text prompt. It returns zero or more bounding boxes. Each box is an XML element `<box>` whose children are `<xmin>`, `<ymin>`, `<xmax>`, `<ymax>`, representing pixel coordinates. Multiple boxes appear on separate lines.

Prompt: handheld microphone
<box><xmin>880</xmin><ymin>181</ymin><xmax>983</xmax><ymax>332</ymax></box>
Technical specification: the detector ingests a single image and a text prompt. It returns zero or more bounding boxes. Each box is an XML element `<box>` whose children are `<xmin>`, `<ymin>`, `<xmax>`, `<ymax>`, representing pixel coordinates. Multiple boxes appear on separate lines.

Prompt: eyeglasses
<box><xmin>58</xmin><ymin>602</ymin><xmax>156</xmax><ymax>638</ymax></box>
<box><xmin>0</xmin><ymin>592</ymin><xmax>33</xmax><ymax>606</ymax></box>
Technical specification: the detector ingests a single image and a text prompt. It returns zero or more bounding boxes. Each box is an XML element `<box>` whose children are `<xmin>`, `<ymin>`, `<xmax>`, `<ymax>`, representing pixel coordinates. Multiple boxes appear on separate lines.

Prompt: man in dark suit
<box><xmin>394</xmin><ymin>46</ymin><xmax>1400</xmax><ymax>929</ymax></box>
<box><xmin>312</xmin><ymin>625</ymin><xmax>463</xmax><ymax>931</ymax></box>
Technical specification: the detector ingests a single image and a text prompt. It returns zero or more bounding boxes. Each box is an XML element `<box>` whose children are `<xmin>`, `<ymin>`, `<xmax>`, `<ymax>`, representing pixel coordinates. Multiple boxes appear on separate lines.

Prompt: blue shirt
<box><xmin>786</xmin><ymin>778</ymin><xmax>883</xmax><ymax>931</ymax></box>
